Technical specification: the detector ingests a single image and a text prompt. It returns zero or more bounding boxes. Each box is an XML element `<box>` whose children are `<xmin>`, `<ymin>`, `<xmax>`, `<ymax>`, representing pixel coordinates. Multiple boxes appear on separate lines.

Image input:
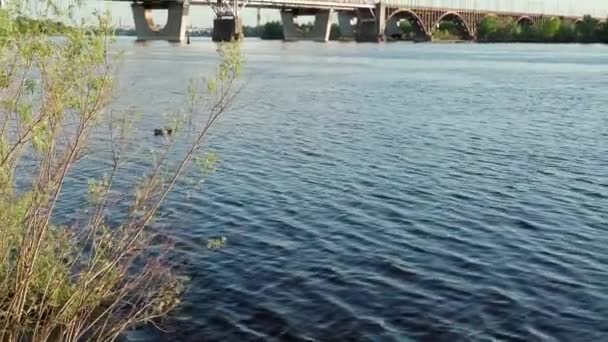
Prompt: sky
<box><xmin>71</xmin><ymin>0</ymin><xmax>608</xmax><ymax>28</ymax></box>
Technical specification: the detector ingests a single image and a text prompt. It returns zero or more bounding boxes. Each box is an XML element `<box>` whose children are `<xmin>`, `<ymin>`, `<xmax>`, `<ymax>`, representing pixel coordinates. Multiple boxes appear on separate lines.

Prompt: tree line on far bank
<box><xmin>247</xmin><ymin>15</ymin><xmax>608</xmax><ymax>43</ymax></box>
<box><xmin>477</xmin><ymin>15</ymin><xmax>608</xmax><ymax>43</ymax></box>
<box><xmin>111</xmin><ymin>15</ymin><xmax>608</xmax><ymax>43</ymax></box>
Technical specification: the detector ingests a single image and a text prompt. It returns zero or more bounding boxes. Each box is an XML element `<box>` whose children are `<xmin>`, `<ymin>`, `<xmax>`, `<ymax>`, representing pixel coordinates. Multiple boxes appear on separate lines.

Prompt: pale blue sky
<box><xmin>78</xmin><ymin>0</ymin><xmax>608</xmax><ymax>28</ymax></box>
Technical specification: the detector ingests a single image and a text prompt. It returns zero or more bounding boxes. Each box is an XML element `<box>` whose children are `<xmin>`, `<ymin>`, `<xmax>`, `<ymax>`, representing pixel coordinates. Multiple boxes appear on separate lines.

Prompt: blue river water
<box><xmin>66</xmin><ymin>39</ymin><xmax>608</xmax><ymax>341</ymax></box>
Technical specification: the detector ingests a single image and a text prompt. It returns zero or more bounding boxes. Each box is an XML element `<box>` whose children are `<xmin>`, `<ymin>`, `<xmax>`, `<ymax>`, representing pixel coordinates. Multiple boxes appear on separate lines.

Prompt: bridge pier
<box><xmin>212</xmin><ymin>16</ymin><xmax>243</xmax><ymax>42</ymax></box>
<box><xmin>337</xmin><ymin>11</ymin><xmax>356</xmax><ymax>40</ymax></box>
<box><xmin>355</xmin><ymin>9</ymin><xmax>376</xmax><ymax>42</ymax></box>
<box><xmin>375</xmin><ymin>2</ymin><xmax>386</xmax><ymax>42</ymax></box>
<box><xmin>354</xmin><ymin>2</ymin><xmax>386</xmax><ymax>42</ymax></box>
<box><xmin>131</xmin><ymin>2</ymin><xmax>189</xmax><ymax>42</ymax></box>
<box><xmin>280</xmin><ymin>9</ymin><xmax>333</xmax><ymax>42</ymax></box>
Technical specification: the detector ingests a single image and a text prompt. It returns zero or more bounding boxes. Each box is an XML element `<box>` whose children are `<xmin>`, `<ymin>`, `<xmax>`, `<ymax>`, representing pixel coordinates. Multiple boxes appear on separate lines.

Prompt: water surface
<box><xmin>68</xmin><ymin>39</ymin><xmax>608</xmax><ymax>341</ymax></box>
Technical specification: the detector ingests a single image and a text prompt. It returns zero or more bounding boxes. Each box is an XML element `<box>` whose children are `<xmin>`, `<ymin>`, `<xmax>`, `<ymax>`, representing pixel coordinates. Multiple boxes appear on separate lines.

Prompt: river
<box><xmin>64</xmin><ymin>39</ymin><xmax>608</xmax><ymax>341</ymax></box>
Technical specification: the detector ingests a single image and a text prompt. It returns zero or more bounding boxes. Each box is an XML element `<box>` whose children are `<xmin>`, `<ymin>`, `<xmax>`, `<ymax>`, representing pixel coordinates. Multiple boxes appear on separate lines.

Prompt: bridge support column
<box><xmin>212</xmin><ymin>16</ymin><xmax>243</xmax><ymax>42</ymax></box>
<box><xmin>355</xmin><ymin>9</ymin><xmax>377</xmax><ymax>42</ymax></box>
<box><xmin>375</xmin><ymin>1</ymin><xmax>386</xmax><ymax>42</ymax></box>
<box><xmin>337</xmin><ymin>11</ymin><xmax>356</xmax><ymax>40</ymax></box>
<box><xmin>280</xmin><ymin>9</ymin><xmax>333</xmax><ymax>42</ymax></box>
<box><xmin>131</xmin><ymin>2</ymin><xmax>189</xmax><ymax>42</ymax></box>
<box><xmin>355</xmin><ymin>2</ymin><xmax>386</xmax><ymax>42</ymax></box>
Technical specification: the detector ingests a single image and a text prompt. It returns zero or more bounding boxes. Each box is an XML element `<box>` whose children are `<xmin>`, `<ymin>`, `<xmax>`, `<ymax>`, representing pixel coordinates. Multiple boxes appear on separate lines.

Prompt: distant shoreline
<box><xmin>115</xmin><ymin>15</ymin><xmax>608</xmax><ymax>44</ymax></box>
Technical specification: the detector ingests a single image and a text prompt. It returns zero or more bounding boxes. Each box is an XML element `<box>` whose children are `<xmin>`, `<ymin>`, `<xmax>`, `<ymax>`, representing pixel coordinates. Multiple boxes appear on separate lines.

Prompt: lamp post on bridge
<box><xmin>257</xmin><ymin>8</ymin><xmax>261</xmax><ymax>28</ymax></box>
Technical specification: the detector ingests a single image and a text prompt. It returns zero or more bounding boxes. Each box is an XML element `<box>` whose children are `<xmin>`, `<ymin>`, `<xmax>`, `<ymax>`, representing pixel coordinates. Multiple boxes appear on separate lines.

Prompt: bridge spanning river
<box><xmin>119</xmin><ymin>0</ymin><xmax>606</xmax><ymax>42</ymax></box>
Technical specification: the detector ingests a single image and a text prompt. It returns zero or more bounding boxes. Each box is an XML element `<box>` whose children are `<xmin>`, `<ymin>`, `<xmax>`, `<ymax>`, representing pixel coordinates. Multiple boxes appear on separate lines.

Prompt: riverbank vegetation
<box><xmin>389</xmin><ymin>16</ymin><xmax>608</xmax><ymax>43</ymax></box>
<box><xmin>478</xmin><ymin>15</ymin><xmax>608</xmax><ymax>43</ymax></box>
<box><xmin>243</xmin><ymin>21</ymin><xmax>287</xmax><ymax>39</ymax></box>
<box><xmin>432</xmin><ymin>21</ymin><xmax>468</xmax><ymax>41</ymax></box>
<box><xmin>251</xmin><ymin>17</ymin><xmax>608</xmax><ymax>43</ymax></box>
<box><xmin>245</xmin><ymin>21</ymin><xmax>284</xmax><ymax>39</ymax></box>
<box><xmin>0</xmin><ymin>3</ymin><xmax>241</xmax><ymax>341</ymax></box>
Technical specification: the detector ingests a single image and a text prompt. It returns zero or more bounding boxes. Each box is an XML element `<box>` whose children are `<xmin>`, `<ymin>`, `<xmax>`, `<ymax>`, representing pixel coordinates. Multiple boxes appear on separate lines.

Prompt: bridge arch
<box><xmin>433</xmin><ymin>11</ymin><xmax>473</xmax><ymax>40</ymax></box>
<box><xmin>280</xmin><ymin>9</ymin><xmax>333</xmax><ymax>42</ymax></box>
<box><xmin>141</xmin><ymin>8</ymin><xmax>169</xmax><ymax>32</ymax></box>
<box><xmin>131</xmin><ymin>3</ymin><xmax>189</xmax><ymax>42</ymax></box>
<box><xmin>385</xmin><ymin>9</ymin><xmax>429</xmax><ymax>41</ymax></box>
<box><xmin>516</xmin><ymin>16</ymin><xmax>534</xmax><ymax>26</ymax></box>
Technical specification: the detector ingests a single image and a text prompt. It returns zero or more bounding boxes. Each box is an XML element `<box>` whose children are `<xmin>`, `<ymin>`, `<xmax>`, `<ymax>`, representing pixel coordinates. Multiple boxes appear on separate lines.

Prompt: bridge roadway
<box><xmin>123</xmin><ymin>0</ymin><xmax>594</xmax><ymax>42</ymax></box>
<box><xmin>190</xmin><ymin>0</ymin><xmax>374</xmax><ymax>10</ymax></box>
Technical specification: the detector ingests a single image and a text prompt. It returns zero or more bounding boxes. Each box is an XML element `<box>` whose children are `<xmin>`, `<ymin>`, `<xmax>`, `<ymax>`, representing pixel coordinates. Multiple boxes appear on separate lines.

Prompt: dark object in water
<box><xmin>154</xmin><ymin>128</ymin><xmax>174</xmax><ymax>136</ymax></box>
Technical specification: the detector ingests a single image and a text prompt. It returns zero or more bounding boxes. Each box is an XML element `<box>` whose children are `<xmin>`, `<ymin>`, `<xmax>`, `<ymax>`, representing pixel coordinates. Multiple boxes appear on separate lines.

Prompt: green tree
<box><xmin>477</xmin><ymin>16</ymin><xmax>520</xmax><ymax>42</ymax></box>
<box><xmin>516</xmin><ymin>21</ymin><xmax>536</xmax><ymax>42</ymax></box>
<box><xmin>539</xmin><ymin>18</ymin><xmax>561</xmax><ymax>41</ymax></box>
<box><xmin>595</xmin><ymin>20</ymin><xmax>608</xmax><ymax>43</ymax></box>
<box><xmin>555</xmin><ymin>19</ymin><xmax>576</xmax><ymax>42</ymax></box>
<box><xmin>576</xmin><ymin>15</ymin><xmax>599</xmax><ymax>43</ymax></box>
<box><xmin>477</xmin><ymin>16</ymin><xmax>499</xmax><ymax>41</ymax></box>
<box><xmin>243</xmin><ymin>25</ymin><xmax>261</xmax><ymax>37</ymax></box>
<box><xmin>0</xmin><ymin>2</ymin><xmax>242</xmax><ymax>341</ymax></box>
<box><xmin>475</xmin><ymin>16</ymin><xmax>604</xmax><ymax>44</ymax></box>
<box><xmin>398</xmin><ymin>20</ymin><xmax>414</xmax><ymax>36</ymax></box>
<box><xmin>260</xmin><ymin>21</ymin><xmax>284</xmax><ymax>40</ymax></box>
<box><xmin>433</xmin><ymin>19</ymin><xmax>466</xmax><ymax>40</ymax></box>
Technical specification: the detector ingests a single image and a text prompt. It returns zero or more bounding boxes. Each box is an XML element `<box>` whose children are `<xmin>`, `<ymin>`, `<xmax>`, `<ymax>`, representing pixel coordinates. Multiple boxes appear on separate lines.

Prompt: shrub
<box><xmin>0</xmin><ymin>4</ymin><xmax>242</xmax><ymax>341</ymax></box>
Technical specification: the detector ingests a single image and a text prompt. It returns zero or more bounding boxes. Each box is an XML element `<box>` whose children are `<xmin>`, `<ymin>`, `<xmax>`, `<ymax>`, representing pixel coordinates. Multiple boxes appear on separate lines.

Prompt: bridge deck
<box><xmin>126</xmin><ymin>0</ymin><xmax>374</xmax><ymax>10</ymax></box>
<box><xmin>125</xmin><ymin>0</ymin><xmax>585</xmax><ymax>19</ymax></box>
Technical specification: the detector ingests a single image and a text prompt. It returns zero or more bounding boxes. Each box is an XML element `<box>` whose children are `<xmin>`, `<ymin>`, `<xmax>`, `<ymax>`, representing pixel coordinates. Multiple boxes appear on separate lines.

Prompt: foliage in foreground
<box><xmin>0</xmin><ymin>4</ymin><xmax>241</xmax><ymax>341</ymax></box>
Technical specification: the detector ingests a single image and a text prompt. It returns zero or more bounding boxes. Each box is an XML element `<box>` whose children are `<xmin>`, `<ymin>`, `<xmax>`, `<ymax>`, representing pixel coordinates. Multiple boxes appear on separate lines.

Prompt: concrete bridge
<box><xmin>122</xmin><ymin>0</ymin><xmax>598</xmax><ymax>42</ymax></box>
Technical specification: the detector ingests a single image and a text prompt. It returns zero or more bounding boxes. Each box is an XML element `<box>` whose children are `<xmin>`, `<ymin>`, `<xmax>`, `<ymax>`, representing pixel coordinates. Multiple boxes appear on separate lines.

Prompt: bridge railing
<box><xmin>125</xmin><ymin>0</ymin><xmax>607</xmax><ymax>18</ymax></box>
<box><xmin>383</xmin><ymin>0</ymin><xmax>606</xmax><ymax>18</ymax></box>
<box><xmin>192</xmin><ymin>0</ymin><xmax>376</xmax><ymax>8</ymax></box>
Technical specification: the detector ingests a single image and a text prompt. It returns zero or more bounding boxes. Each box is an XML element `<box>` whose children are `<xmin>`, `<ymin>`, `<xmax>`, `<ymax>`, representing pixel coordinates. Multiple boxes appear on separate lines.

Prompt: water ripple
<box><xmin>54</xmin><ymin>40</ymin><xmax>608</xmax><ymax>341</ymax></box>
